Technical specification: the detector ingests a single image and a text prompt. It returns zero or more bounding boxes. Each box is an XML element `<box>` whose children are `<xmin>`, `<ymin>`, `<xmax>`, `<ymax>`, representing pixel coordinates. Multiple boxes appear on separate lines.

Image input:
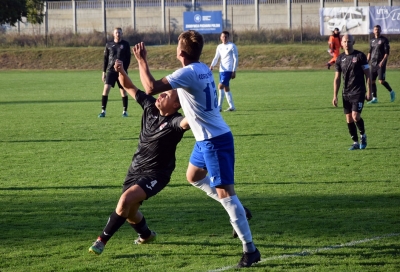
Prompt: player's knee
<box><xmin>378</xmin><ymin>80</ymin><xmax>385</xmax><ymax>84</ymax></box>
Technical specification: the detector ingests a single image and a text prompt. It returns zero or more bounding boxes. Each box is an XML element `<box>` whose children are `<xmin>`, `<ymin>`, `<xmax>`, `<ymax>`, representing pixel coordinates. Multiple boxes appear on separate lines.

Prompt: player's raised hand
<box><xmin>114</xmin><ymin>59</ymin><xmax>124</xmax><ymax>72</ymax></box>
<box><xmin>133</xmin><ymin>42</ymin><xmax>147</xmax><ymax>62</ymax></box>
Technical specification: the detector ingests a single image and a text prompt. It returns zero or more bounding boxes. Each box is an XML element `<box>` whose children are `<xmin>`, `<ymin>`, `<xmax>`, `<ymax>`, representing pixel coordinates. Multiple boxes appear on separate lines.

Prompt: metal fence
<box><xmin>4</xmin><ymin>0</ymin><xmax>397</xmax><ymax>35</ymax></box>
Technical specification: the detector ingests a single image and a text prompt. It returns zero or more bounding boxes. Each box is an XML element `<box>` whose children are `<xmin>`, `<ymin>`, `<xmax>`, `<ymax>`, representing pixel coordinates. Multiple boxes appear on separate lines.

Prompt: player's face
<box><xmin>220</xmin><ymin>33</ymin><xmax>228</xmax><ymax>44</ymax></box>
<box><xmin>155</xmin><ymin>90</ymin><xmax>179</xmax><ymax>112</ymax></box>
<box><xmin>373</xmin><ymin>27</ymin><xmax>381</xmax><ymax>37</ymax></box>
<box><xmin>113</xmin><ymin>29</ymin><xmax>122</xmax><ymax>41</ymax></box>
<box><xmin>341</xmin><ymin>36</ymin><xmax>354</xmax><ymax>51</ymax></box>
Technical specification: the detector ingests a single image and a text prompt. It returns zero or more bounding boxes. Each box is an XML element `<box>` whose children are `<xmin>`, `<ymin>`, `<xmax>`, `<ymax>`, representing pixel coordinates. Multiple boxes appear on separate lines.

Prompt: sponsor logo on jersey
<box><xmin>159</xmin><ymin>122</ymin><xmax>167</xmax><ymax>131</ymax></box>
<box><xmin>352</xmin><ymin>57</ymin><xmax>357</xmax><ymax>63</ymax></box>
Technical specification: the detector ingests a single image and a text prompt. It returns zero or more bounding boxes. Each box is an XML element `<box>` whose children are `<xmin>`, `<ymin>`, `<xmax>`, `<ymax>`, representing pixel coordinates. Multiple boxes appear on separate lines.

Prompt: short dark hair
<box><xmin>222</xmin><ymin>31</ymin><xmax>230</xmax><ymax>37</ymax></box>
<box><xmin>334</xmin><ymin>28</ymin><xmax>339</xmax><ymax>31</ymax></box>
<box><xmin>374</xmin><ymin>25</ymin><xmax>381</xmax><ymax>29</ymax></box>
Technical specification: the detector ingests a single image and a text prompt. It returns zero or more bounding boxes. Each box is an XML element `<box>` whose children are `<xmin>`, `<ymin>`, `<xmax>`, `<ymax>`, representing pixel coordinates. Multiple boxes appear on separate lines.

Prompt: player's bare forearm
<box><xmin>333</xmin><ymin>73</ymin><xmax>341</xmax><ymax>107</ymax></box>
<box><xmin>364</xmin><ymin>69</ymin><xmax>372</xmax><ymax>100</ymax></box>
<box><xmin>115</xmin><ymin>60</ymin><xmax>138</xmax><ymax>99</ymax></box>
<box><xmin>180</xmin><ymin>117</ymin><xmax>190</xmax><ymax>130</ymax></box>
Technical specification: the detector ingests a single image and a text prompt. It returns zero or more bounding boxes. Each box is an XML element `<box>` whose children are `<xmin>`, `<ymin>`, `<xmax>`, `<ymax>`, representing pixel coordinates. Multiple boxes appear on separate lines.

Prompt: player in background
<box><xmin>210</xmin><ymin>31</ymin><xmax>238</xmax><ymax>112</ymax></box>
<box><xmin>333</xmin><ymin>34</ymin><xmax>372</xmax><ymax>150</ymax></box>
<box><xmin>89</xmin><ymin>60</ymin><xmax>190</xmax><ymax>255</ymax></box>
<box><xmin>326</xmin><ymin>27</ymin><xmax>342</xmax><ymax>69</ymax></box>
<box><xmin>132</xmin><ymin>30</ymin><xmax>260</xmax><ymax>268</ymax></box>
<box><xmin>98</xmin><ymin>27</ymin><xmax>131</xmax><ymax>117</ymax></box>
<box><xmin>367</xmin><ymin>25</ymin><xmax>396</xmax><ymax>104</ymax></box>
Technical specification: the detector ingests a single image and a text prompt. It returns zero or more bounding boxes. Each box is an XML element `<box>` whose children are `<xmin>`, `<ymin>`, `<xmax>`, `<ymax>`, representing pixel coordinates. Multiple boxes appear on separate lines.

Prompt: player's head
<box><xmin>177</xmin><ymin>30</ymin><xmax>204</xmax><ymax>61</ymax></box>
<box><xmin>341</xmin><ymin>34</ymin><xmax>355</xmax><ymax>53</ymax></box>
<box><xmin>220</xmin><ymin>31</ymin><xmax>230</xmax><ymax>44</ymax></box>
<box><xmin>333</xmin><ymin>28</ymin><xmax>340</xmax><ymax>35</ymax></box>
<box><xmin>373</xmin><ymin>25</ymin><xmax>381</xmax><ymax>37</ymax></box>
<box><xmin>155</xmin><ymin>89</ymin><xmax>181</xmax><ymax>114</ymax></box>
<box><xmin>113</xmin><ymin>27</ymin><xmax>123</xmax><ymax>42</ymax></box>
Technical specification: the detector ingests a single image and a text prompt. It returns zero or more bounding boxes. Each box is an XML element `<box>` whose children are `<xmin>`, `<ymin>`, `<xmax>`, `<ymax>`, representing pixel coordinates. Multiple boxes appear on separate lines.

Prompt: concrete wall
<box><xmin>4</xmin><ymin>0</ymin><xmax>399</xmax><ymax>34</ymax></box>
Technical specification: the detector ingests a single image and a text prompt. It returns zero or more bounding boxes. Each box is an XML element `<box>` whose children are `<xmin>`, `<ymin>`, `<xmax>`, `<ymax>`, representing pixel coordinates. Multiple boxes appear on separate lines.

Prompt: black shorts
<box><xmin>122</xmin><ymin>165</ymin><xmax>170</xmax><ymax>200</ymax></box>
<box><xmin>371</xmin><ymin>65</ymin><xmax>386</xmax><ymax>81</ymax></box>
<box><xmin>105</xmin><ymin>70</ymin><xmax>127</xmax><ymax>89</ymax></box>
<box><xmin>342</xmin><ymin>93</ymin><xmax>365</xmax><ymax>114</ymax></box>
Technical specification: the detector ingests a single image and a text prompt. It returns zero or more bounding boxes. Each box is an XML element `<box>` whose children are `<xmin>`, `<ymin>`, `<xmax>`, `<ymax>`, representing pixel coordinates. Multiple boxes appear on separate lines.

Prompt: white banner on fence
<box><xmin>320</xmin><ymin>7</ymin><xmax>370</xmax><ymax>36</ymax></box>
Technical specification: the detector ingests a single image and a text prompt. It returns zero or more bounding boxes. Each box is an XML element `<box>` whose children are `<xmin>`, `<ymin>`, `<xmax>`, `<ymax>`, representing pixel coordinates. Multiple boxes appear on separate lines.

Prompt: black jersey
<box><xmin>369</xmin><ymin>36</ymin><xmax>390</xmax><ymax>67</ymax></box>
<box><xmin>130</xmin><ymin>90</ymin><xmax>186</xmax><ymax>178</ymax></box>
<box><xmin>335</xmin><ymin>50</ymin><xmax>369</xmax><ymax>96</ymax></box>
<box><xmin>103</xmin><ymin>39</ymin><xmax>131</xmax><ymax>72</ymax></box>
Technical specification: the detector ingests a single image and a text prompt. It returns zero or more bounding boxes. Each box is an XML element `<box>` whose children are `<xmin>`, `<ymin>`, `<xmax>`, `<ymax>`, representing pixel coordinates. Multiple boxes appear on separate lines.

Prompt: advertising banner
<box><xmin>320</xmin><ymin>6</ymin><xmax>400</xmax><ymax>35</ymax></box>
<box><xmin>369</xmin><ymin>6</ymin><xmax>400</xmax><ymax>34</ymax></box>
<box><xmin>183</xmin><ymin>11</ymin><xmax>222</xmax><ymax>34</ymax></box>
<box><xmin>320</xmin><ymin>7</ymin><xmax>369</xmax><ymax>36</ymax></box>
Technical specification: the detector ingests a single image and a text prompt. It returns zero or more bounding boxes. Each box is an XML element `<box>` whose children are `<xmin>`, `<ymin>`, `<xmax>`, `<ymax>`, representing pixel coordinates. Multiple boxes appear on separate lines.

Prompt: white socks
<box><xmin>190</xmin><ymin>176</ymin><xmax>220</xmax><ymax>202</ymax></box>
<box><xmin>225</xmin><ymin>91</ymin><xmax>235</xmax><ymax>109</ymax></box>
<box><xmin>218</xmin><ymin>89</ymin><xmax>225</xmax><ymax>109</ymax></box>
<box><xmin>220</xmin><ymin>195</ymin><xmax>253</xmax><ymax>245</ymax></box>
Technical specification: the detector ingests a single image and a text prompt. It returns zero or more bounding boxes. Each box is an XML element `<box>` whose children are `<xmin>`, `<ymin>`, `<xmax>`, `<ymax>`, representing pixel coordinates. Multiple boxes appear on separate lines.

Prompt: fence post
<box><xmin>301</xmin><ymin>5</ymin><xmax>303</xmax><ymax>44</ymax></box>
<box><xmin>287</xmin><ymin>0</ymin><xmax>292</xmax><ymax>30</ymax></box>
<box><xmin>131</xmin><ymin>0</ymin><xmax>135</xmax><ymax>31</ymax></box>
<box><xmin>45</xmin><ymin>1</ymin><xmax>48</xmax><ymax>46</ymax></box>
<box><xmin>161</xmin><ymin>0</ymin><xmax>166</xmax><ymax>33</ymax></box>
<box><xmin>102</xmin><ymin>0</ymin><xmax>107</xmax><ymax>43</ymax></box>
<box><xmin>72</xmin><ymin>0</ymin><xmax>77</xmax><ymax>34</ymax></box>
<box><xmin>223</xmin><ymin>0</ymin><xmax>227</xmax><ymax>29</ymax></box>
<box><xmin>255</xmin><ymin>0</ymin><xmax>259</xmax><ymax>31</ymax></box>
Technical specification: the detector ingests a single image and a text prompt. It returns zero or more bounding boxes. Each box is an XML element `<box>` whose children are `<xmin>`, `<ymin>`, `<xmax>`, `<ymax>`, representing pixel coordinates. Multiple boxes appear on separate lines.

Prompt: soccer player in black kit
<box><xmin>333</xmin><ymin>34</ymin><xmax>372</xmax><ymax>150</ymax></box>
<box><xmin>367</xmin><ymin>25</ymin><xmax>396</xmax><ymax>104</ymax></box>
<box><xmin>89</xmin><ymin>60</ymin><xmax>190</xmax><ymax>255</ymax></box>
<box><xmin>98</xmin><ymin>27</ymin><xmax>131</xmax><ymax>117</ymax></box>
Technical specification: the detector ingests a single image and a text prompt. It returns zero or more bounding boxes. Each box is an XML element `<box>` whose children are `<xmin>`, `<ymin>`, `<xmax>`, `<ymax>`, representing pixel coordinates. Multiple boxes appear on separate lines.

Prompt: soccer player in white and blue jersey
<box><xmin>132</xmin><ymin>30</ymin><xmax>260</xmax><ymax>268</ymax></box>
<box><xmin>210</xmin><ymin>31</ymin><xmax>238</xmax><ymax>112</ymax></box>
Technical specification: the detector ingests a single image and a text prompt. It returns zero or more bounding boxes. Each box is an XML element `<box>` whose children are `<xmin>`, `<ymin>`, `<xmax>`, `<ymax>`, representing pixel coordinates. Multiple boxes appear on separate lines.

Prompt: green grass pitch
<box><xmin>0</xmin><ymin>69</ymin><xmax>399</xmax><ymax>271</ymax></box>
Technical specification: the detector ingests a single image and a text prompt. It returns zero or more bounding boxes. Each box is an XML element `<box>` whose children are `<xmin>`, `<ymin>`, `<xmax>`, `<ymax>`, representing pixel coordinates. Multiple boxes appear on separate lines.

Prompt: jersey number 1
<box><xmin>203</xmin><ymin>81</ymin><xmax>218</xmax><ymax>111</ymax></box>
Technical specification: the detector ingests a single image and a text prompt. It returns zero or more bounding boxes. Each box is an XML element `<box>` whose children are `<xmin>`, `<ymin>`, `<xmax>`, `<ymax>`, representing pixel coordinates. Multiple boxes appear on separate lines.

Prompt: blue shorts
<box><xmin>189</xmin><ymin>132</ymin><xmax>235</xmax><ymax>187</ymax></box>
<box><xmin>219</xmin><ymin>72</ymin><xmax>233</xmax><ymax>87</ymax></box>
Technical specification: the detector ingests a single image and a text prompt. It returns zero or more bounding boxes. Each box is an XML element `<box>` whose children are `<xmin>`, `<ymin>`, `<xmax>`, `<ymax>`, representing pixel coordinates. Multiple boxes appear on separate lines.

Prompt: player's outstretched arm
<box><xmin>180</xmin><ymin>117</ymin><xmax>190</xmax><ymax>131</ymax></box>
<box><xmin>114</xmin><ymin>60</ymin><xmax>139</xmax><ymax>100</ymax></box>
<box><xmin>133</xmin><ymin>42</ymin><xmax>172</xmax><ymax>96</ymax></box>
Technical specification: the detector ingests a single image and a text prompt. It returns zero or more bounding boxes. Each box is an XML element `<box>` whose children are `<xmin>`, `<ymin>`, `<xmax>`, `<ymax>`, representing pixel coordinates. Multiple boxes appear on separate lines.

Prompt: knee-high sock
<box><xmin>382</xmin><ymin>81</ymin><xmax>392</xmax><ymax>92</ymax></box>
<box><xmin>371</xmin><ymin>83</ymin><xmax>377</xmax><ymax>98</ymax></box>
<box><xmin>355</xmin><ymin>118</ymin><xmax>365</xmax><ymax>135</ymax></box>
<box><xmin>225</xmin><ymin>91</ymin><xmax>235</xmax><ymax>108</ymax></box>
<box><xmin>99</xmin><ymin>211</ymin><xmax>127</xmax><ymax>243</ymax></box>
<box><xmin>122</xmin><ymin>96</ymin><xmax>128</xmax><ymax>112</ymax></box>
<box><xmin>129</xmin><ymin>216</ymin><xmax>151</xmax><ymax>239</ymax></box>
<box><xmin>101</xmin><ymin>95</ymin><xmax>108</xmax><ymax>111</ymax></box>
<box><xmin>218</xmin><ymin>89</ymin><xmax>225</xmax><ymax>108</ymax></box>
<box><xmin>220</xmin><ymin>195</ymin><xmax>255</xmax><ymax>252</ymax></box>
<box><xmin>191</xmin><ymin>176</ymin><xmax>220</xmax><ymax>202</ymax></box>
<box><xmin>347</xmin><ymin>122</ymin><xmax>358</xmax><ymax>143</ymax></box>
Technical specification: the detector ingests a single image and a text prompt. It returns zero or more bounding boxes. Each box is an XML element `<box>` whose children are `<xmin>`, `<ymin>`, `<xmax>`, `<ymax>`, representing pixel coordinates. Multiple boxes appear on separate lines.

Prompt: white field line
<box><xmin>208</xmin><ymin>233</ymin><xmax>400</xmax><ymax>272</ymax></box>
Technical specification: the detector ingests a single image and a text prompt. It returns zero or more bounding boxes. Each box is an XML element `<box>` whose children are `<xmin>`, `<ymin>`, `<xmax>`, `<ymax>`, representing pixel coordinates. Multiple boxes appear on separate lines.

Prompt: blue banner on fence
<box><xmin>369</xmin><ymin>6</ymin><xmax>400</xmax><ymax>34</ymax></box>
<box><xmin>183</xmin><ymin>11</ymin><xmax>222</xmax><ymax>34</ymax></box>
